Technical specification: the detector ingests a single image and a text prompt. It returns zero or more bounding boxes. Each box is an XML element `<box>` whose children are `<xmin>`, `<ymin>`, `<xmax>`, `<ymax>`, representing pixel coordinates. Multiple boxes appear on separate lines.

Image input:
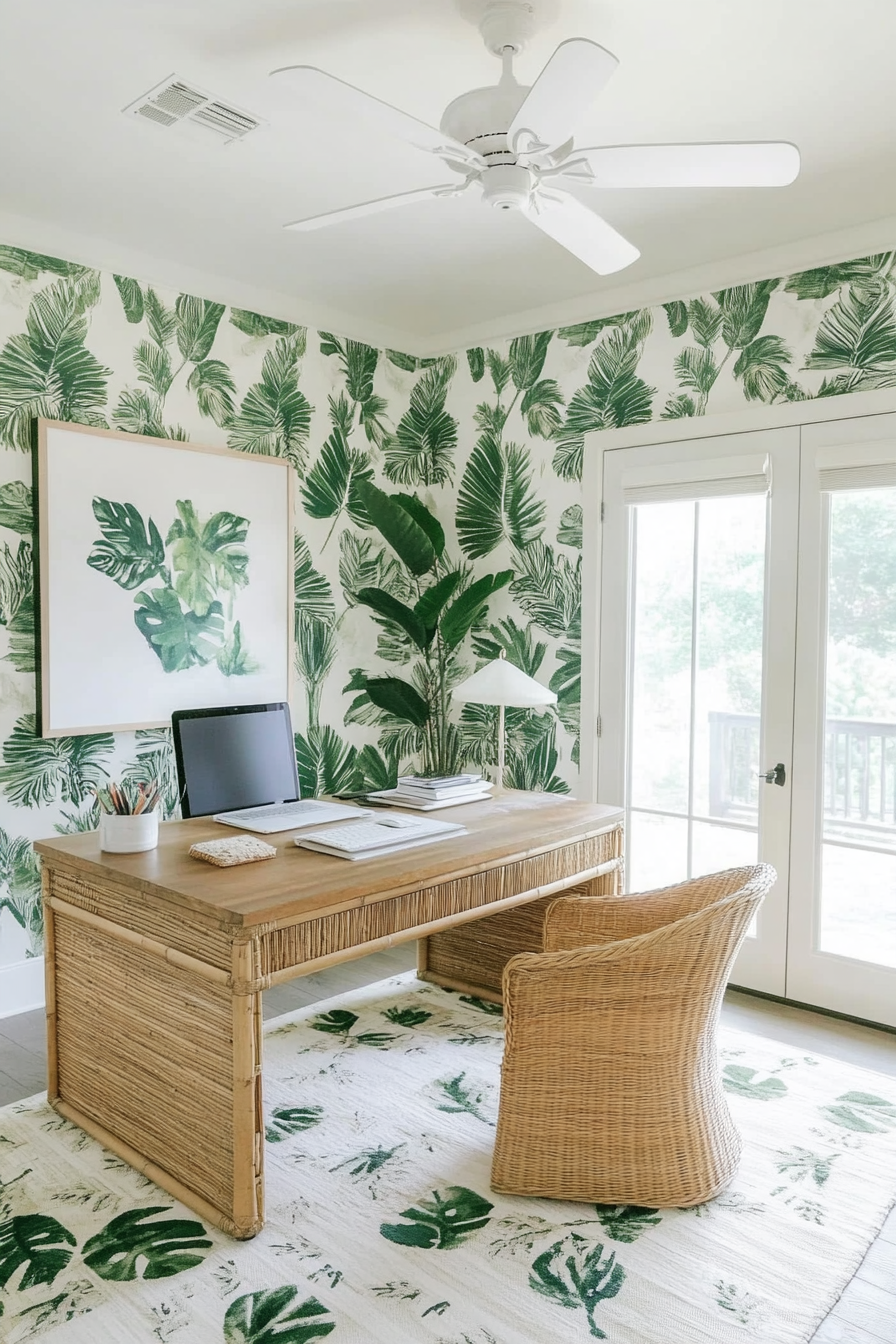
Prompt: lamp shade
<box><xmin>451</xmin><ymin>657</ymin><xmax>557</xmax><ymax>708</ymax></box>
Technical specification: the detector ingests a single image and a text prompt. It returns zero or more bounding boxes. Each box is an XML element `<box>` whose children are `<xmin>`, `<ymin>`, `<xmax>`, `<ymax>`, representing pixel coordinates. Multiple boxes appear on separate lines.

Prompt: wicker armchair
<box><xmin>490</xmin><ymin>863</ymin><xmax>776</xmax><ymax>1207</ymax></box>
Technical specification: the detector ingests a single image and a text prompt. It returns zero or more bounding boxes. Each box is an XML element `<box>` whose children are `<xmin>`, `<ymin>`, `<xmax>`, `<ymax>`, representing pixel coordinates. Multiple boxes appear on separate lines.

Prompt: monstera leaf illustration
<box><xmin>81</xmin><ymin>1206</ymin><xmax>211</xmax><ymax>1282</ymax></box>
<box><xmin>134</xmin><ymin>587</ymin><xmax>225</xmax><ymax>672</ymax></box>
<box><xmin>819</xmin><ymin>1091</ymin><xmax>896</xmax><ymax>1133</ymax></box>
<box><xmin>166</xmin><ymin>501</ymin><xmax>249</xmax><ymax>617</ymax></box>
<box><xmin>224</xmin><ymin>1288</ymin><xmax>335</xmax><ymax>1344</ymax></box>
<box><xmin>0</xmin><ymin>1214</ymin><xmax>76</xmax><ymax>1290</ymax></box>
<box><xmin>380</xmin><ymin>1186</ymin><xmax>494</xmax><ymax>1249</ymax></box>
<box><xmin>87</xmin><ymin>498</ymin><xmax>166</xmax><ymax>591</ymax></box>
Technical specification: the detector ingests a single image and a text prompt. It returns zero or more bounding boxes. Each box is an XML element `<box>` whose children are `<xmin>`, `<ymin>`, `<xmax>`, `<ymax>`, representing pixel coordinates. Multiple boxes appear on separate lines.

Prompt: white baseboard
<box><xmin>0</xmin><ymin>957</ymin><xmax>45</xmax><ymax>1019</ymax></box>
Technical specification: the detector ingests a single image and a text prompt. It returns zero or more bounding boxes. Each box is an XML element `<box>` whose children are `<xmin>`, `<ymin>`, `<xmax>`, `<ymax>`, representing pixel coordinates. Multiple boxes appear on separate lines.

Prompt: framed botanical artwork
<box><xmin>36</xmin><ymin>419</ymin><xmax>293</xmax><ymax>736</ymax></box>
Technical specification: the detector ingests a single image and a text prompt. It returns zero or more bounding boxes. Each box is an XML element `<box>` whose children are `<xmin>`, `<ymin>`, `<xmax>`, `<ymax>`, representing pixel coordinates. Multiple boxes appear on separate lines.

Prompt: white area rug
<box><xmin>1</xmin><ymin>973</ymin><xmax>895</xmax><ymax>1343</ymax></box>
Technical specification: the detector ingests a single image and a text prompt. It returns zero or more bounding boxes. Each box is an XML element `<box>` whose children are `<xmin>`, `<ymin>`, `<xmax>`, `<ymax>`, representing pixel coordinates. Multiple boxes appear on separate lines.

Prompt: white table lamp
<box><xmin>452</xmin><ymin>650</ymin><xmax>557</xmax><ymax>791</ymax></box>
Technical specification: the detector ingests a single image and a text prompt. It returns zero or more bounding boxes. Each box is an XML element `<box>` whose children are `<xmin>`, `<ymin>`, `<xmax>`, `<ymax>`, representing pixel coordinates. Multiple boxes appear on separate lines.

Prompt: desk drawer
<box><xmin>258</xmin><ymin>827</ymin><xmax>623</xmax><ymax>982</ymax></box>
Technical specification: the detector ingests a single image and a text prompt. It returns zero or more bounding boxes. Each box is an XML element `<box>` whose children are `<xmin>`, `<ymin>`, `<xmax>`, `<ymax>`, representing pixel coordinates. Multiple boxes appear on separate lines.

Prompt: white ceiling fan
<box><xmin>270</xmin><ymin>0</ymin><xmax>800</xmax><ymax>277</ymax></box>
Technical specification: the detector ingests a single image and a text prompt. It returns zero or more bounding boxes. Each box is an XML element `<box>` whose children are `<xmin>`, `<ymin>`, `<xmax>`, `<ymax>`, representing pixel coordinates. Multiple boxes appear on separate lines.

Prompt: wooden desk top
<box><xmin>35</xmin><ymin>794</ymin><xmax>623</xmax><ymax>930</ymax></box>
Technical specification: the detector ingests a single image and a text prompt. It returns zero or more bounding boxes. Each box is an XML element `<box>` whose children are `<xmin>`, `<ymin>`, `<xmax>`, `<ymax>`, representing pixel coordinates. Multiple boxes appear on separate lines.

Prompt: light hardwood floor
<box><xmin>0</xmin><ymin>949</ymin><xmax>893</xmax><ymax>1343</ymax></box>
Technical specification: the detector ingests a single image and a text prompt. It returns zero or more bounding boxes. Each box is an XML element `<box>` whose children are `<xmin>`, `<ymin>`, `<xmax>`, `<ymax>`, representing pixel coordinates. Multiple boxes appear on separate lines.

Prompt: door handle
<box><xmin>757</xmin><ymin>763</ymin><xmax>786</xmax><ymax>786</ymax></box>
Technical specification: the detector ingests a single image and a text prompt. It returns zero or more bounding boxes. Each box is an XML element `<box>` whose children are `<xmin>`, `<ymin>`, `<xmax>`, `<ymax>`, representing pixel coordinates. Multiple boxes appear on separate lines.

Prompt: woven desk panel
<box><xmin>44</xmin><ymin>868</ymin><xmax>235</xmax><ymax>972</ymax></box>
<box><xmin>258</xmin><ymin>834</ymin><xmax>611</xmax><ymax>977</ymax></box>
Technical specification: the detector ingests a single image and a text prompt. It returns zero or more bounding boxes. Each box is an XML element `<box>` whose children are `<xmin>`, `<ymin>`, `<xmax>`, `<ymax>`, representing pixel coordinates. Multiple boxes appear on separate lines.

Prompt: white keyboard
<box><xmin>296</xmin><ymin>815</ymin><xmax>465</xmax><ymax>859</ymax></box>
<box><xmin>214</xmin><ymin>800</ymin><xmax>371</xmax><ymax>833</ymax></box>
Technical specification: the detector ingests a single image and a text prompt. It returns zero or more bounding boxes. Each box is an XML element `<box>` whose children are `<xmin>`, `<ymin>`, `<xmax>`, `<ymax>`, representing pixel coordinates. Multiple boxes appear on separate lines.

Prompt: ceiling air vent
<box><xmin>124</xmin><ymin>76</ymin><xmax>261</xmax><ymax>144</ymax></box>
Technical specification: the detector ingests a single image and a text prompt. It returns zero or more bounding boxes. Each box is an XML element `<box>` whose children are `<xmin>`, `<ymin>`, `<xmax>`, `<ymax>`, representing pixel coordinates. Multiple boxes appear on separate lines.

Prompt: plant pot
<box><xmin>99</xmin><ymin>811</ymin><xmax>159</xmax><ymax>853</ymax></box>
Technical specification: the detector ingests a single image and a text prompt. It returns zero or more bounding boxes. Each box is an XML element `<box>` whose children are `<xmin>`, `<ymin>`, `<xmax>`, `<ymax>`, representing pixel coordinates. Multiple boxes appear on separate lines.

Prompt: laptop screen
<box><xmin>172</xmin><ymin>703</ymin><xmax>300</xmax><ymax>818</ymax></box>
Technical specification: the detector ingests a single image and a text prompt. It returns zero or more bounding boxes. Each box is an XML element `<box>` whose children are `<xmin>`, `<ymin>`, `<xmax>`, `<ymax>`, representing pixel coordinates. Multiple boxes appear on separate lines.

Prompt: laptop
<box><xmin>171</xmin><ymin>703</ymin><xmax>370</xmax><ymax>833</ymax></box>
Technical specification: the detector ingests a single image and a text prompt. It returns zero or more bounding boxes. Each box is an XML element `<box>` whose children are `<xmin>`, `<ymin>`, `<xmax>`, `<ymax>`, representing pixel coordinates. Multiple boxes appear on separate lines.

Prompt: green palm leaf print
<box><xmin>805</xmin><ymin>281</ymin><xmax>896</xmax><ymax>387</ymax></box>
<box><xmin>112</xmin><ymin>273</ymin><xmax>144</xmax><ymax>323</ymax></box>
<box><xmin>0</xmin><ymin>481</ymin><xmax>34</xmax><ymax>534</ymax></box>
<box><xmin>0</xmin><ymin>277</ymin><xmax>110</xmax><ymax>450</ymax></box>
<box><xmin>553</xmin><ymin>315</ymin><xmax>655</xmax><ymax>481</ymax></box>
<box><xmin>228</xmin><ymin>335</ymin><xmax>313</xmax><ymax>470</ymax></box>
<box><xmin>508</xmin><ymin>330</ymin><xmax>552</xmax><ymax>389</ymax></box>
<box><xmin>300</xmin><ymin>426</ymin><xmax>374</xmax><ymax>535</ymax></box>
<box><xmin>230</xmin><ymin>309</ymin><xmax>304</xmax><ymax>341</ymax></box>
<box><xmin>174</xmin><ymin>295</ymin><xmax>225</xmax><ymax>363</ymax></box>
<box><xmin>187</xmin><ymin>358</ymin><xmax>236</xmax><ymax>426</ymax></box>
<box><xmin>384</xmin><ymin>356</ymin><xmax>458</xmax><ymax>486</ymax></box>
<box><xmin>455</xmin><ymin>435</ymin><xmax>545</xmax><ymax>559</ymax></box>
<box><xmin>0</xmin><ymin>715</ymin><xmax>113</xmax><ymax>808</ymax></box>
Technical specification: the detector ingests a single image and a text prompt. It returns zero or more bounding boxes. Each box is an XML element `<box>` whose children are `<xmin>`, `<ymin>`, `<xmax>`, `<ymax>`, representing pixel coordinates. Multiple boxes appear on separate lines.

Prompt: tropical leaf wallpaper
<box><xmin>0</xmin><ymin>238</ymin><xmax>892</xmax><ymax>994</ymax></box>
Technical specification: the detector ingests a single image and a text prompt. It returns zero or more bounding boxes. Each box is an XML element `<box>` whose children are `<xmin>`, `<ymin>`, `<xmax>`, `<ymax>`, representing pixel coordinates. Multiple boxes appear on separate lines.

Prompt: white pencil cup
<box><xmin>99</xmin><ymin>811</ymin><xmax>159</xmax><ymax>853</ymax></box>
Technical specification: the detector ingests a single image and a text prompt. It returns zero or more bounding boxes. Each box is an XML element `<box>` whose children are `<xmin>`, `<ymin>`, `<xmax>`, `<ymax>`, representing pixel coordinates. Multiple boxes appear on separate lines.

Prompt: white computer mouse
<box><xmin>377</xmin><ymin>815</ymin><xmax>419</xmax><ymax>828</ymax></box>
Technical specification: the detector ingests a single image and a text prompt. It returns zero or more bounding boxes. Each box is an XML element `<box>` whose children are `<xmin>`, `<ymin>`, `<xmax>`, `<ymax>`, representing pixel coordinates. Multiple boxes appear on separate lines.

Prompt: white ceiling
<box><xmin>3</xmin><ymin>0</ymin><xmax>896</xmax><ymax>354</ymax></box>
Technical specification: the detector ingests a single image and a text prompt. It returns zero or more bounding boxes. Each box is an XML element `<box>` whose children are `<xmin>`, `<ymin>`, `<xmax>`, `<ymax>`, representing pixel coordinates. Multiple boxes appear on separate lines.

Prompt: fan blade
<box><xmin>572</xmin><ymin>142</ymin><xmax>800</xmax><ymax>188</ymax></box>
<box><xmin>527</xmin><ymin>195</ymin><xmax>639</xmax><ymax>275</ymax></box>
<box><xmin>284</xmin><ymin>185</ymin><xmax>457</xmax><ymax>232</ymax></box>
<box><xmin>509</xmin><ymin>39</ymin><xmax>618</xmax><ymax>153</ymax></box>
<box><xmin>271</xmin><ymin>65</ymin><xmax>483</xmax><ymax>168</ymax></box>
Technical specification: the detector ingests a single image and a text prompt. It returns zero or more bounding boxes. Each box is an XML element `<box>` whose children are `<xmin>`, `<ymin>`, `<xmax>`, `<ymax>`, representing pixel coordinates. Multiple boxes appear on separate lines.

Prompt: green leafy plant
<box><xmin>347</xmin><ymin>480</ymin><xmax>512</xmax><ymax>776</ymax></box>
<box><xmin>380</xmin><ymin>1185</ymin><xmax>493</xmax><ymax>1249</ymax></box>
<box><xmin>224</xmin><ymin>1287</ymin><xmax>335</xmax><ymax>1344</ymax></box>
<box><xmin>529</xmin><ymin>1233</ymin><xmax>626</xmax><ymax>1339</ymax></box>
<box><xmin>87</xmin><ymin>496</ymin><xmax>254</xmax><ymax>675</ymax></box>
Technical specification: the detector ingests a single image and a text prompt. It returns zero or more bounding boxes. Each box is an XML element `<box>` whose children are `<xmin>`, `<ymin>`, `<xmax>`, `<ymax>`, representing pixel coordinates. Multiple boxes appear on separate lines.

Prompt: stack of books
<box><xmin>371</xmin><ymin>772</ymin><xmax>493</xmax><ymax>811</ymax></box>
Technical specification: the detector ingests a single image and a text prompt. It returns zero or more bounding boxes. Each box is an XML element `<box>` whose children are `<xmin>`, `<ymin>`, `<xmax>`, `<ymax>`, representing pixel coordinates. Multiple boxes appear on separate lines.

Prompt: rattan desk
<box><xmin>35</xmin><ymin>793</ymin><xmax>623</xmax><ymax>1239</ymax></box>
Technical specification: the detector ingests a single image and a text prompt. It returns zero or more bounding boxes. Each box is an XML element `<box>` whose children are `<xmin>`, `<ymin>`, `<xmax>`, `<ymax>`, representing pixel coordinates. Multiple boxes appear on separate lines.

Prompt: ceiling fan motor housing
<box><xmin>480</xmin><ymin>163</ymin><xmax>532</xmax><ymax>211</ymax></box>
<box><xmin>440</xmin><ymin>82</ymin><xmax>530</xmax><ymax>164</ymax></box>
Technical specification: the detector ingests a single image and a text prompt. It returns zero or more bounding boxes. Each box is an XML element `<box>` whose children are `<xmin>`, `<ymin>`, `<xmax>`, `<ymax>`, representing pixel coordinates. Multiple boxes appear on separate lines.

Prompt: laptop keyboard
<box><xmin>216</xmin><ymin>800</ymin><xmax>370</xmax><ymax>830</ymax></box>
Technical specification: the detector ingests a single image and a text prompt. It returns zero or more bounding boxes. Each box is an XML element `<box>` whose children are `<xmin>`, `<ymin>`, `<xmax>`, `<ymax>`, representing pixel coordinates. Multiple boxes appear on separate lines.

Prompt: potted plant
<box><xmin>345</xmin><ymin>481</ymin><xmax>512</xmax><ymax>777</ymax></box>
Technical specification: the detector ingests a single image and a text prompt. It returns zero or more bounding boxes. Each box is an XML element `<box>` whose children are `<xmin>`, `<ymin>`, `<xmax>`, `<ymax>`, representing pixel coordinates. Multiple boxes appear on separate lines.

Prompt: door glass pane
<box><xmin>627</xmin><ymin>495</ymin><xmax>766</xmax><ymax>892</ymax></box>
<box><xmin>628</xmin><ymin>811</ymin><xmax>688</xmax><ymax>891</ymax></box>
<box><xmin>818</xmin><ymin>487</ymin><xmax>896</xmax><ymax>969</ymax></box>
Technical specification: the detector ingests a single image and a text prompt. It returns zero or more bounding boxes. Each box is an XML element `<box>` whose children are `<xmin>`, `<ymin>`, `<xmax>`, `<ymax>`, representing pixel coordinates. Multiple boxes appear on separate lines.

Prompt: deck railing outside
<box><xmin>708</xmin><ymin>711</ymin><xmax>896</xmax><ymax>841</ymax></box>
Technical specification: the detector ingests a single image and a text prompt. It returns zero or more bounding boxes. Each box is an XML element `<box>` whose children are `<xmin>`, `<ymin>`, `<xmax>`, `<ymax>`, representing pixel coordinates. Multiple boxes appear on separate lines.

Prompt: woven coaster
<box><xmin>189</xmin><ymin>836</ymin><xmax>277</xmax><ymax>867</ymax></box>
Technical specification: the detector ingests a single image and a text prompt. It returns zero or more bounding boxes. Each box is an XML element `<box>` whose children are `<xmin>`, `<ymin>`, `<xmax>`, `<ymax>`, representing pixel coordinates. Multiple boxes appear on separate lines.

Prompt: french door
<box><xmin>597</xmin><ymin>415</ymin><xmax>896</xmax><ymax>1028</ymax></box>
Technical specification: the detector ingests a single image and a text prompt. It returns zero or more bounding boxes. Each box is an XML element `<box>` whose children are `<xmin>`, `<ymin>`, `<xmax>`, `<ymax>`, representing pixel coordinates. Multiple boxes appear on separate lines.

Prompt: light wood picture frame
<box><xmin>36</xmin><ymin>419</ymin><xmax>294</xmax><ymax>737</ymax></box>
